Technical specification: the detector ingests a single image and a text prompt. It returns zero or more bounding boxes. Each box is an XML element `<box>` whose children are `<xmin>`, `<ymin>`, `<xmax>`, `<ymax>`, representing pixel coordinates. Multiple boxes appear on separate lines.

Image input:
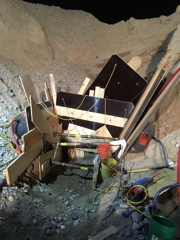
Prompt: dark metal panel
<box><xmin>85</xmin><ymin>55</ymin><xmax>147</xmax><ymax>102</ymax></box>
<box><xmin>56</xmin><ymin>91</ymin><xmax>134</xmax><ymax>137</ymax></box>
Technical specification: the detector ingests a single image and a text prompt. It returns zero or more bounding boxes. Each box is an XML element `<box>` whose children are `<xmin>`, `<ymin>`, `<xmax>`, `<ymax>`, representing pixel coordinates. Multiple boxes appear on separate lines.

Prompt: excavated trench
<box><xmin>0</xmin><ymin>0</ymin><xmax>180</xmax><ymax>239</ymax></box>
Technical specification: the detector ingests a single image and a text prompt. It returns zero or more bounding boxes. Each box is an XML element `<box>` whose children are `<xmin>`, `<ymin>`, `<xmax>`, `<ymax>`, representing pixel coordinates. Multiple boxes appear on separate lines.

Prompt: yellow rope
<box><xmin>38</xmin><ymin>64</ymin><xmax>118</xmax><ymax>122</ymax></box>
<box><xmin>92</xmin><ymin>178</ymin><xmax>118</xmax><ymax>205</ymax></box>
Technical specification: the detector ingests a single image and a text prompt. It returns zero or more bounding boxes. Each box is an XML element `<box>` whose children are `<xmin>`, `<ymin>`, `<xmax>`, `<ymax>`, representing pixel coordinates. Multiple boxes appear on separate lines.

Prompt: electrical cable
<box><xmin>125</xmin><ymin>184</ymin><xmax>148</xmax><ymax>205</ymax></box>
<box><xmin>152</xmin><ymin>183</ymin><xmax>180</xmax><ymax>214</ymax></box>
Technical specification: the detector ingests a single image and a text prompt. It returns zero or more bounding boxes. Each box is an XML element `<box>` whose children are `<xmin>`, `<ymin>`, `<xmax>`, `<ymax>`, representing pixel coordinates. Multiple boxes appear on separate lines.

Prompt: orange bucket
<box><xmin>96</xmin><ymin>143</ymin><xmax>111</xmax><ymax>160</ymax></box>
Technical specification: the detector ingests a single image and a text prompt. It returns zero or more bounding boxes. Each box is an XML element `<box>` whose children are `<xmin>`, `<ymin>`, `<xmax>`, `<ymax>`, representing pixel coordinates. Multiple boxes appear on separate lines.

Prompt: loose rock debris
<box><xmin>0</xmin><ymin>2</ymin><xmax>180</xmax><ymax>240</ymax></box>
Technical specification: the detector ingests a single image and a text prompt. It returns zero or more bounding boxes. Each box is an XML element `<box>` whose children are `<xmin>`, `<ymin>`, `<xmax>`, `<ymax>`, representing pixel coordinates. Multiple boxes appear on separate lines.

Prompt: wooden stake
<box><xmin>30</xmin><ymin>96</ymin><xmax>60</xmax><ymax>143</ymax></box>
<box><xmin>19</xmin><ymin>75</ymin><xmax>38</xmax><ymax>104</ymax></box>
<box><xmin>78</xmin><ymin>77</ymin><xmax>91</xmax><ymax>95</ymax></box>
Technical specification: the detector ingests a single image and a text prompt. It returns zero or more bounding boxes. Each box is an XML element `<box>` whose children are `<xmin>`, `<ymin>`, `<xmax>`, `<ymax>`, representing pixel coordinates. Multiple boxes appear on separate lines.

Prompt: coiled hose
<box><xmin>152</xmin><ymin>183</ymin><xmax>180</xmax><ymax>214</ymax></box>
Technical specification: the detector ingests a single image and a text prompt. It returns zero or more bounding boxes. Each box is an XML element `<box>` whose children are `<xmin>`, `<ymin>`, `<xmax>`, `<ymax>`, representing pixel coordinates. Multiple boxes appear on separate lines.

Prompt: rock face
<box><xmin>0</xmin><ymin>0</ymin><xmax>180</xmax><ymax>76</ymax></box>
<box><xmin>0</xmin><ymin>0</ymin><xmax>56</xmax><ymax>70</ymax></box>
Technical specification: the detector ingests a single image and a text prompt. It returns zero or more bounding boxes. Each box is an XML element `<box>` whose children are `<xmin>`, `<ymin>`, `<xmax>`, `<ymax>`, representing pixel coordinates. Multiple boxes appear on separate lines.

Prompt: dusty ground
<box><xmin>0</xmin><ymin>0</ymin><xmax>180</xmax><ymax>239</ymax></box>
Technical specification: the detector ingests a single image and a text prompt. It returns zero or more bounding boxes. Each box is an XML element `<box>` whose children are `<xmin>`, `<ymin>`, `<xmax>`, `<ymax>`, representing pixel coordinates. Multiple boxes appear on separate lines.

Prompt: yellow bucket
<box><xmin>101</xmin><ymin>158</ymin><xmax>117</xmax><ymax>178</ymax></box>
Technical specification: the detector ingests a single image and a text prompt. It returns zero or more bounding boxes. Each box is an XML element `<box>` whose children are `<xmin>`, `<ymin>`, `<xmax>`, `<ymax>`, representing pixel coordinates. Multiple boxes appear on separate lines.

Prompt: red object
<box><xmin>150</xmin><ymin>68</ymin><xmax>180</xmax><ymax>105</ymax></box>
<box><xmin>10</xmin><ymin>119</ymin><xmax>22</xmax><ymax>154</ymax></box>
<box><xmin>177</xmin><ymin>148</ymin><xmax>180</xmax><ymax>202</ymax></box>
<box><xmin>138</xmin><ymin>132</ymin><xmax>149</xmax><ymax>146</ymax></box>
<box><xmin>96</xmin><ymin>143</ymin><xmax>111</xmax><ymax>160</ymax></box>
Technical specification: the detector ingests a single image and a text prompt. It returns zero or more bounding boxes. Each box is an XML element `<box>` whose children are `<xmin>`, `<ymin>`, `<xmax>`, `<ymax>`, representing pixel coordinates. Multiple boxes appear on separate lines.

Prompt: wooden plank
<box><xmin>21</xmin><ymin>127</ymin><xmax>42</xmax><ymax>152</ymax></box>
<box><xmin>48</xmin><ymin>116</ymin><xmax>59</xmax><ymax>128</ymax></box>
<box><xmin>94</xmin><ymin>86</ymin><xmax>100</xmax><ymax>97</ymax></box>
<box><xmin>128</xmin><ymin>56</ymin><xmax>142</xmax><ymax>71</ymax></box>
<box><xmin>49</xmin><ymin>73</ymin><xmax>57</xmax><ymax>107</ymax></box>
<box><xmin>56</xmin><ymin>105</ymin><xmax>127</xmax><ymax>128</ymax></box>
<box><xmin>99</xmin><ymin>88</ymin><xmax>105</xmax><ymax>98</ymax></box>
<box><xmin>89</xmin><ymin>90</ymin><xmax>94</xmax><ymax>97</ymax></box>
<box><xmin>44</xmin><ymin>82</ymin><xmax>52</xmax><ymax>102</ymax></box>
<box><xmin>30</xmin><ymin>96</ymin><xmax>60</xmax><ymax>143</ymax></box>
<box><xmin>19</xmin><ymin>75</ymin><xmax>38</xmax><ymax>104</ymax></box>
<box><xmin>89</xmin><ymin>226</ymin><xmax>118</xmax><ymax>240</ymax></box>
<box><xmin>39</xmin><ymin>147</ymin><xmax>62</xmax><ymax>180</ymax></box>
<box><xmin>5</xmin><ymin>138</ymin><xmax>43</xmax><ymax>185</ymax></box>
<box><xmin>78</xmin><ymin>77</ymin><xmax>91</xmax><ymax>95</ymax></box>
<box><xmin>120</xmin><ymin>49</ymin><xmax>171</xmax><ymax>140</ymax></box>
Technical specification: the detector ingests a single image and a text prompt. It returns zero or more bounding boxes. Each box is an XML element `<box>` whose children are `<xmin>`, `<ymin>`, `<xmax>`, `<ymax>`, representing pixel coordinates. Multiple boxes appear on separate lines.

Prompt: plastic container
<box><xmin>147</xmin><ymin>215</ymin><xmax>175</xmax><ymax>240</ymax></box>
<box><xmin>101</xmin><ymin>158</ymin><xmax>117</xmax><ymax>178</ymax></box>
<box><xmin>96</xmin><ymin>143</ymin><xmax>111</xmax><ymax>160</ymax></box>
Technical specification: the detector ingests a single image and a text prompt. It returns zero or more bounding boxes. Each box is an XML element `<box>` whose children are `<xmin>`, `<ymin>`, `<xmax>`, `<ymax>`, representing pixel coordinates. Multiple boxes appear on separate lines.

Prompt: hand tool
<box><xmin>132</xmin><ymin>172</ymin><xmax>161</xmax><ymax>186</ymax></box>
<box><xmin>120</xmin><ymin>68</ymin><xmax>180</xmax><ymax>160</ymax></box>
<box><xmin>129</xmin><ymin>175</ymin><xmax>165</xmax><ymax>201</ymax></box>
<box><xmin>54</xmin><ymin>132</ymin><xmax>118</xmax><ymax>140</ymax></box>
<box><xmin>51</xmin><ymin>161</ymin><xmax>94</xmax><ymax>173</ymax></box>
<box><xmin>123</xmin><ymin>166</ymin><xmax>172</xmax><ymax>174</ymax></box>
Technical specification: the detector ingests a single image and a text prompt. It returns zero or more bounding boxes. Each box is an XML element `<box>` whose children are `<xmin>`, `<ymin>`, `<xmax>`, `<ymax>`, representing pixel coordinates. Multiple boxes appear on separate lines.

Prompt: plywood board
<box><xmin>20</xmin><ymin>75</ymin><xmax>38</xmax><ymax>104</ymax></box>
<box><xmin>30</xmin><ymin>96</ymin><xmax>60</xmax><ymax>143</ymax></box>
<box><xmin>21</xmin><ymin>127</ymin><xmax>42</xmax><ymax>152</ymax></box>
<box><xmin>5</xmin><ymin>138</ymin><xmax>43</xmax><ymax>185</ymax></box>
<box><xmin>89</xmin><ymin>226</ymin><xmax>118</xmax><ymax>240</ymax></box>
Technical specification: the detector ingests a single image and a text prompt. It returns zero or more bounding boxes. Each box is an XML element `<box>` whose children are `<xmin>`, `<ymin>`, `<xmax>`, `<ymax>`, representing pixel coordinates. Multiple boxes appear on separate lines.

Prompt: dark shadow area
<box><xmin>22</xmin><ymin>0</ymin><xmax>180</xmax><ymax>24</ymax></box>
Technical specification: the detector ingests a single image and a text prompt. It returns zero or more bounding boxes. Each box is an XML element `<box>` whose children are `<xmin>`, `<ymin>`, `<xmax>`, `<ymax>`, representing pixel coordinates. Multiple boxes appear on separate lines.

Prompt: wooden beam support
<box><xmin>19</xmin><ymin>75</ymin><xmax>39</xmax><ymax>104</ymax></box>
<box><xmin>5</xmin><ymin>139</ymin><xmax>43</xmax><ymax>185</ymax></box>
<box><xmin>30</xmin><ymin>96</ymin><xmax>60</xmax><ymax>143</ymax></box>
<box><xmin>55</xmin><ymin>105</ymin><xmax>127</xmax><ymax>128</ymax></box>
<box><xmin>78</xmin><ymin>77</ymin><xmax>91</xmax><ymax>95</ymax></box>
<box><xmin>21</xmin><ymin>127</ymin><xmax>42</xmax><ymax>152</ymax></box>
